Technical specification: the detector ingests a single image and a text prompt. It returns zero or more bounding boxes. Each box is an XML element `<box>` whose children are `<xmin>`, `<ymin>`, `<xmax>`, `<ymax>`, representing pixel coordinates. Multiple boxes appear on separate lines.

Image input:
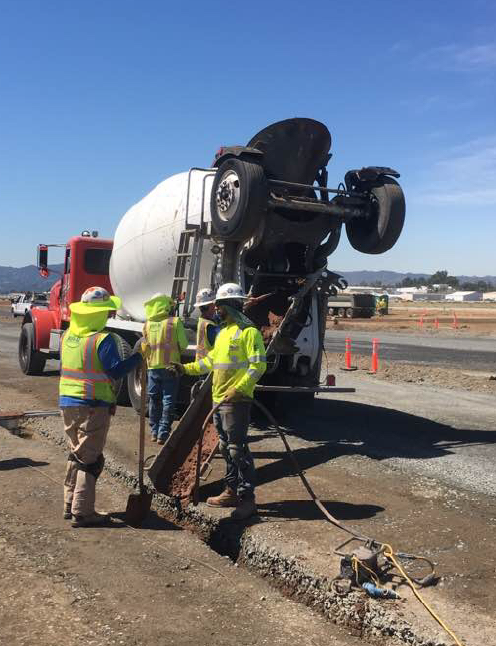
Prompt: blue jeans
<box><xmin>147</xmin><ymin>369</ymin><xmax>179</xmax><ymax>440</ymax></box>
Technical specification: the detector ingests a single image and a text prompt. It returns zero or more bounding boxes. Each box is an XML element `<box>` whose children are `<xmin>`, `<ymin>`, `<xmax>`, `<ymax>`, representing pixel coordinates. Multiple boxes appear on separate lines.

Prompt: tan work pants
<box><xmin>62</xmin><ymin>406</ymin><xmax>111</xmax><ymax>517</ymax></box>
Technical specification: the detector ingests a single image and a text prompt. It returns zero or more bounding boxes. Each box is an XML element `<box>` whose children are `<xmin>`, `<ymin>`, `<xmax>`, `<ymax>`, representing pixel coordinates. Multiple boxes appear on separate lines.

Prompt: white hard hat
<box><xmin>215</xmin><ymin>282</ymin><xmax>248</xmax><ymax>302</ymax></box>
<box><xmin>194</xmin><ymin>287</ymin><xmax>216</xmax><ymax>308</ymax></box>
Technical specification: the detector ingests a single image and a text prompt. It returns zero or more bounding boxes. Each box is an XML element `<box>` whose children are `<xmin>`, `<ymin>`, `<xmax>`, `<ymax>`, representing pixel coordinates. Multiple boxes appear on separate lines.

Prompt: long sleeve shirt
<box><xmin>184</xmin><ymin>322</ymin><xmax>266</xmax><ymax>403</ymax></box>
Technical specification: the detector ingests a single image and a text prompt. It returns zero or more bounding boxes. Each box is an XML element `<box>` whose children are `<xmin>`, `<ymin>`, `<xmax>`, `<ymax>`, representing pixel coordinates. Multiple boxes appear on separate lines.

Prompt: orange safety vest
<box><xmin>195</xmin><ymin>317</ymin><xmax>215</xmax><ymax>361</ymax></box>
<box><xmin>144</xmin><ymin>317</ymin><xmax>181</xmax><ymax>369</ymax></box>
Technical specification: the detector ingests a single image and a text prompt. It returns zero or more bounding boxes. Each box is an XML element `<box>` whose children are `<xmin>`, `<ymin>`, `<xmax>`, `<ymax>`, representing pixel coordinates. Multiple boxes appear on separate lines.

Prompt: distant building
<box><xmin>395</xmin><ymin>286</ymin><xmax>428</xmax><ymax>293</ymax></box>
<box><xmin>482</xmin><ymin>292</ymin><xmax>496</xmax><ymax>301</ymax></box>
<box><xmin>345</xmin><ymin>286</ymin><xmax>388</xmax><ymax>295</ymax></box>
<box><xmin>431</xmin><ymin>284</ymin><xmax>455</xmax><ymax>292</ymax></box>
<box><xmin>392</xmin><ymin>292</ymin><xmax>445</xmax><ymax>301</ymax></box>
<box><xmin>446</xmin><ymin>291</ymin><xmax>483</xmax><ymax>302</ymax></box>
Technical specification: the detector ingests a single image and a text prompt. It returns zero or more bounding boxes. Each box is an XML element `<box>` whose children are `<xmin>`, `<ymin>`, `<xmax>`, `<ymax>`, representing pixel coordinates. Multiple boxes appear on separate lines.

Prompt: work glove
<box><xmin>170</xmin><ymin>362</ymin><xmax>185</xmax><ymax>376</ymax></box>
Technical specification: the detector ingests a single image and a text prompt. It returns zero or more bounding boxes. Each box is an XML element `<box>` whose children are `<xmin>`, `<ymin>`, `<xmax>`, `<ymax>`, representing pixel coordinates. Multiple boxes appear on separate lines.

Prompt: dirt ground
<box><xmin>1</xmin><ymin>429</ymin><xmax>368</xmax><ymax>646</ymax></box>
<box><xmin>329</xmin><ymin>303</ymin><xmax>496</xmax><ymax>338</ymax></box>
<box><xmin>2</xmin><ymin>304</ymin><xmax>496</xmax><ymax>645</ymax></box>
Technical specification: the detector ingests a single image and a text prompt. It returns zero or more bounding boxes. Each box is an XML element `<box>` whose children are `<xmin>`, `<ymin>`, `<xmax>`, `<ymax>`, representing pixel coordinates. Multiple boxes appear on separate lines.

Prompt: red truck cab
<box><xmin>19</xmin><ymin>234</ymin><xmax>113</xmax><ymax>374</ymax></box>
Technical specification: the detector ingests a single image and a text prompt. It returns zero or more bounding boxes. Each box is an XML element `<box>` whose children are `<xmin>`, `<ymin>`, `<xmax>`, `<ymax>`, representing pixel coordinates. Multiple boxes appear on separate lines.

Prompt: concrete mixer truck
<box><xmin>19</xmin><ymin>118</ymin><xmax>405</xmax><ymax>409</ymax></box>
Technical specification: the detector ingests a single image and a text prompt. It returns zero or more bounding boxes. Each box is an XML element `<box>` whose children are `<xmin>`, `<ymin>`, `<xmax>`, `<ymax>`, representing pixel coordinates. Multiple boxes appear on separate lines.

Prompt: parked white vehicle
<box><xmin>12</xmin><ymin>293</ymin><xmax>48</xmax><ymax>318</ymax></box>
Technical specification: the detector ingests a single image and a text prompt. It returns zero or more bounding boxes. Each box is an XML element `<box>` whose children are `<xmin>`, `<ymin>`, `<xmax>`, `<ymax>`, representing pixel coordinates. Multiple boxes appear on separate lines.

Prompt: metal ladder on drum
<box><xmin>171</xmin><ymin>226</ymin><xmax>204</xmax><ymax>318</ymax></box>
<box><xmin>171</xmin><ymin>166</ymin><xmax>217</xmax><ymax>317</ymax></box>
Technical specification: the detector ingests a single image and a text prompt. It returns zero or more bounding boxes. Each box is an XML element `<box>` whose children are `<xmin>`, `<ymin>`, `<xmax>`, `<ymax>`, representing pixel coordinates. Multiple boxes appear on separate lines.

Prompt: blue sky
<box><xmin>0</xmin><ymin>0</ymin><xmax>495</xmax><ymax>275</ymax></box>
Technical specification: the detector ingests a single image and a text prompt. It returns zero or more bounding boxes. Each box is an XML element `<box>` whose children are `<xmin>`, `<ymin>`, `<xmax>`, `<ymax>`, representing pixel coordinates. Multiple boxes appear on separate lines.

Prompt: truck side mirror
<box><xmin>37</xmin><ymin>245</ymin><xmax>48</xmax><ymax>270</ymax></box>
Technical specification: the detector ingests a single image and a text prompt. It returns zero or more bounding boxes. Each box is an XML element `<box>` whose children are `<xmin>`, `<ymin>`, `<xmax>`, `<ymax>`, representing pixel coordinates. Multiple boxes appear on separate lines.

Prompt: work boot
<box><xmin>230</xmin><ymin>497</ymin><xmax>257</xmax><ymax>520</ymax></box>
<box><xmin>63</xmin><ymin>504</ymin><xmax>72</xmax><ymax>520</ymax></box>
<box><xmin>151</xmin><ymin>435</ymin><xmax>157</xmax><ymax>443</ymax></box>
<box><xmin>71</xmin><ymin>511</ymin><xmax>110</xmax><ymax>528</ymax></box>
<box><xmin>206</xmin><ymin>487</ymin><xmax>238</xmax><ymax>508</ymax></box>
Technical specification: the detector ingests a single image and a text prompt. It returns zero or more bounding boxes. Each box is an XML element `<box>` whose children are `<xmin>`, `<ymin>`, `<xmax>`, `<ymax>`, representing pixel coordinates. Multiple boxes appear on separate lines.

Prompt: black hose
<box><xmin>195</xmin><ymin>397</ymin><xmax>369</xmax><ymax>540</ymax></box>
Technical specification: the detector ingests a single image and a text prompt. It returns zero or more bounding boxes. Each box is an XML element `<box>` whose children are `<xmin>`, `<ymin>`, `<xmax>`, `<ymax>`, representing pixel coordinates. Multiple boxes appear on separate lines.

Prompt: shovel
<box><xmin>125</xmin><ymin>357</ymin><xmax>153</xmax><ymax>527</ymax></box>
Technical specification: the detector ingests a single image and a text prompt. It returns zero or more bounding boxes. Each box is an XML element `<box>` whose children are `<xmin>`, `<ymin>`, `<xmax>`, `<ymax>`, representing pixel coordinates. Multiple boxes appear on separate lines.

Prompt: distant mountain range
<box><xmin>1</xmin><ymin>265</ymin><xmax>495</xmax><ymax>294</ymax></box>
<box><xmin>337</xmin><ymin>270</ymin><xmax>496</xmax><ymax>287</ymax></box>
<box><xmin>0</xmin><ymin>264</ymin><xmax>63</xmax><ymax>293</ymax></box>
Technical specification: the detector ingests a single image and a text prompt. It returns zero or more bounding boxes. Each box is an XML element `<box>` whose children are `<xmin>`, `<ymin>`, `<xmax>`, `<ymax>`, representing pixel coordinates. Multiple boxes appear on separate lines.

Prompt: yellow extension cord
<box><xmin>375</xmin><ymin>544</ymin><xmax>465</xmax><ymax>646</ymax></box>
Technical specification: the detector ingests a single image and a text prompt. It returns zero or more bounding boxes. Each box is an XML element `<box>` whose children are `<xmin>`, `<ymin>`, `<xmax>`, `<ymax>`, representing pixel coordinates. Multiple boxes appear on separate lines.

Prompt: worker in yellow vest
<box><xmin>193</xmin><ymin>287</ymin><xmax>219</xmax><ymax>361</ymax></box>
<box><xmin>377</xmin><ymin>296</ymin><xmax>388</xmax><ymax>316</ymax></box>
<box><xmin>142</xmin><ymin>293</ymin><xmax>188</xmax><ymax>444</ymax></box>
<box><xmin>174</xmin><ymin>283</ymin><xmax>266</xmax><ymax>520</ymax></box>
<box><xmin>59</xmin><ymin>287</ymin><xmax>142</xmax><ymax>527</ymax></box>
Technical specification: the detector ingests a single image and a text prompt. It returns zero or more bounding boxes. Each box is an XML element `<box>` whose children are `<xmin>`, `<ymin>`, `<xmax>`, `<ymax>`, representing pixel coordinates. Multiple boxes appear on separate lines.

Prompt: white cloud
<box><xmin>399</xmin><ymin>94</ymin><xmax>476</xmax><ymax>115</ymax></box>
<box><xmin>416</xmin><ymin>135</ymin><xmax>496</xmax><ymax>206</ymax></box>
<box><xmin>417</xmin><ymin>43</ymin><xmax>496</xmax><ymax>71</ymax></box>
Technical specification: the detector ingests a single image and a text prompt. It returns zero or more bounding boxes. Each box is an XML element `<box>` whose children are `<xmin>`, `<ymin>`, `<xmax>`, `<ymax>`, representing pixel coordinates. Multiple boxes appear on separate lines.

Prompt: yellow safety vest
<box><xmin>59</xmin><ymin>331</ymin><xmax>115</xmax><ymax>403</ymax></box>
<box><xmin>195</xmin><ymin>317</ymin><xmax>215</xmax><ymax>361</ymax></box>
<box><xmin>184</xmin><ymin>323</ymin><xmax>267</xmax><ymax>403</ymax></box>
<box><xmin>144</xmin><ymin>317</ymin><xmax>181</xmax><ymax>369</ymax></box>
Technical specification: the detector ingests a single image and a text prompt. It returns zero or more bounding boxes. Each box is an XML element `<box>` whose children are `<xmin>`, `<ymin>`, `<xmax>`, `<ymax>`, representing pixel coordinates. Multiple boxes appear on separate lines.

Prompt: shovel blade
<box><xmin>125</xmin><ymin>491</ymin><xmax>153</xmax><ymax>528</ymax></box>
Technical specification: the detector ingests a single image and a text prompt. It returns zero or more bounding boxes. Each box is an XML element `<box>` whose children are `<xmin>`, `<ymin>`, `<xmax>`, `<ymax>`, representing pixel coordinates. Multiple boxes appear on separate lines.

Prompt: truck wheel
<box><xmin>345</xmin><ymin>177</ymin><xmax>405</xmax><ymax>254</ymax></box>
<box><xmin>111</xmin><ymin>334</ymin><xmax>132</xmax><ymax>405</ymax></box>
<box><xmin>346</xmin><ymin>308</ymin><xmax>354</xmax><ymax>318</ymax></box>
<box><xmin>19</xmin><ymin>323</ymin><xmax>46</xmax><ymax>375</ymax></box>
<box><xmin>337</xmin><ymin>307</ymin><xmax>345</xmax><ymax>318</ymax></box>
<box><xmin>210</xmin><ymin>158</ymin><xmax>267</xmax><ymax>241</ymax></box>
<box><xmin>127</xmin><ymin>339</ymin><xmax>148</xmax><ymax>415</ymax></box>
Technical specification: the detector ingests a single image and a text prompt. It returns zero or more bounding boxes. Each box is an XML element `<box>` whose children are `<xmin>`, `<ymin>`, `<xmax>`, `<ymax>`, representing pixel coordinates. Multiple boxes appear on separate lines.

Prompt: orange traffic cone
<box><xmin>369</xmin><ymin>338</ymin><xmax>379</xmax><ymax>374</ymax></box>
<box><xmin>340</xmin><ymin>337</ymin><xmax>358</xmax><ymax>371</ymax></box>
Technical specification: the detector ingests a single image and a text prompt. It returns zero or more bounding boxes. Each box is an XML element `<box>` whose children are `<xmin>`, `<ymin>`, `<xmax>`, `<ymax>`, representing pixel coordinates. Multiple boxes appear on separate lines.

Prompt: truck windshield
<box><xmin>84</xmin><ymin>248</ymin><xmax>112</xmax><ymax>275</ymax></box>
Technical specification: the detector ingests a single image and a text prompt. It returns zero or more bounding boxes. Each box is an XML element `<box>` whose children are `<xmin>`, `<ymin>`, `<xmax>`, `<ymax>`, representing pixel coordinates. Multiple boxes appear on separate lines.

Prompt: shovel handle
<box><xmin>139</xmin><ymin>357</ymin><xmax>147</xmax><ymax>490</ymax></box>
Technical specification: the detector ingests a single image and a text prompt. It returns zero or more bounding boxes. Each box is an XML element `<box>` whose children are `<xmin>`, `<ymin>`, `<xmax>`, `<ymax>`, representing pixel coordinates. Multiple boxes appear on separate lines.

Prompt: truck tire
<box><xmin>345</xmin><ymin>177</ymin><xmax>405</xmax><ymax>254</ymax></box>
<box><xmin>346</xmin><ymin>308</ymin><xmax>354</xmax><ymax>318</ymax></box>
<box><xmin>19</xmin><ymin>323</ymin><xmax>46</xmax><ymax>375</ymax></box>
<box><xmin>111</xmin><ymin>334</ymin><xmax>132</xmax><ymax>405</ymax></box>
<box><xmin>210</xmin><ymin>158</ymin><xmax>267</xmax><ymax>241</ymax></box>
<box><xmin>337</xmin><ymin>307</ymin><xmax>345</xmax><ymax>318</ymax></box>
<box><xmin>127</xmin><ymin>339</ymin><xmax>148</xmax><ymax>415</ymax></box>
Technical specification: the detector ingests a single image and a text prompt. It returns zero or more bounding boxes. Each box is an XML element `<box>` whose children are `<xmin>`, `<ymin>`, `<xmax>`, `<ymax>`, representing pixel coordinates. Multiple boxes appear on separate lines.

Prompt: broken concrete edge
<box><xmin>29</xmin><ymin>420</ymin><xmax>447</xmax><ymax>646</ymax></box>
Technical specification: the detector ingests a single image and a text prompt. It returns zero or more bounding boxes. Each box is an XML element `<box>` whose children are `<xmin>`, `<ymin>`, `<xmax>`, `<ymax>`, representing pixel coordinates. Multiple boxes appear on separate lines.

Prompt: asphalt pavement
<box><xmin>325</xmin><ymin>329</ymin><xmax>496</xmax><ymax>370</ymax></box>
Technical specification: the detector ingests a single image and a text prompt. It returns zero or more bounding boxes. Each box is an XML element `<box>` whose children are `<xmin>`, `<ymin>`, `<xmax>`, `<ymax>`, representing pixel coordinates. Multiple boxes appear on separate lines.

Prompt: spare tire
<box><xmin>210</xmin><ymin>158</ymin><xmax>267</xmax><ymax>241</ymax></box>
<box><xmin>345</xmin><ymin>177</ymin><xmax>405</xmax><ymax>254</ymax></box>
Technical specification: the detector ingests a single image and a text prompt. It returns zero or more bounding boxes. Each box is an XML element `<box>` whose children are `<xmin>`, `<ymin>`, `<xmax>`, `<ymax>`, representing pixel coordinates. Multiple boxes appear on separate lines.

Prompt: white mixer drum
<box><xmin>110</xmin><ymin>170</ymin><xmax>214</xmax><ymax>321</ymax></box>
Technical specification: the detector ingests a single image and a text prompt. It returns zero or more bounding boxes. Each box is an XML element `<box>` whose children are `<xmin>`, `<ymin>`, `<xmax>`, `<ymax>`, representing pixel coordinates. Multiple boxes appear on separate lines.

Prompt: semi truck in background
<box><xmin>18</xmin><ymin>118</ymin><xmax>405</xmax><ymax>408</ymax></box>
<box><xmin>327</xmin><ymin>292</ymin><xmax>377</xmax><ymax>319</ymax></box>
